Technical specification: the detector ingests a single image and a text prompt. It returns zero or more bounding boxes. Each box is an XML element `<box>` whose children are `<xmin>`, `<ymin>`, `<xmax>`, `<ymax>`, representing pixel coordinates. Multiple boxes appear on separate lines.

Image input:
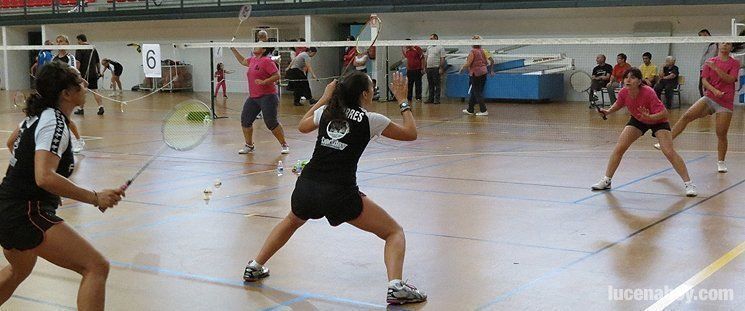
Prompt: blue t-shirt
<box><xmin>37</xmin><ymin>50</ymin><xmax>53</xmax><ymax>68</ymax></box>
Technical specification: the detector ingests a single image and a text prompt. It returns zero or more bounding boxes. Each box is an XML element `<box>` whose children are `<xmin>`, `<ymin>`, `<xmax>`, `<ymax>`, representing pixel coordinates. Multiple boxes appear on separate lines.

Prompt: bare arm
<box><xmin>460</xmin><ymin>52</ymin><xmax>474</xmax><ymax>73</ymax></box>
<box><xmin>702</xmin><ymin>78</ymin><xmax>724</xmax><ymax>96</ymax></box>
<box><xmin>258</xmin><ymin>72</ymin><xmax>280</xmax><ymax>85</ymax></box>
<box><xmin>298</xmin><ymin>80</ymin><xmax>337</xmax><ymax>133</ymax></box>
<box><xmin>707</xmin><ymin>62</ymin><xmax>737</xmax><ymax>83</ymax></box>
<box><xmin>230</xmin><ymin>48</ymin><xmax>249</xmax><ymax>67</ymax></box>
<box><xmin>306</xmin><ymin>62</ymin><xmax>317</xmax><ymax>80</ymax></box>
<box><xmin>6</xmin><ymin>126</ymin><xmax>19</xmax><ymax>152</ymax></box>
<box><xmin>381</xmin><ymin>72</ymin><xmax>417</xmax><ymax>141</ymax></box>
<box><xmin>34</xmin><ymin>151</ymin><xmax>123</xmax><ymax>209</ymax></box>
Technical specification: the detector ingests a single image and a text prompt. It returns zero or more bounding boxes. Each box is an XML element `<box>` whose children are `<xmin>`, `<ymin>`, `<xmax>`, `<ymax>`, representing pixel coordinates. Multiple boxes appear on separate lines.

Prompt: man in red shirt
<box><xmin>606</xmin><ymin>53</ymin><xmax>631</xmax><ymax>104</ymax></box>
<box><xmin>402</xmin><ymin>39</ymin><xmax>424</xmax><ymax>103</ymax></box>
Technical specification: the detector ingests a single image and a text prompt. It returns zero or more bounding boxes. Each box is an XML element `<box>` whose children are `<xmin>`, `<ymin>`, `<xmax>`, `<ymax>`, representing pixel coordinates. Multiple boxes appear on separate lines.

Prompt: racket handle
<box><xmin>121</xmin><ymin>180</ymin><xmax>133</xmax><ymax>191</ymax></box>
<box><xmin>596</xmin><ymin>107</ymin><xmax>608</xmax><ymax>120</ymax></box>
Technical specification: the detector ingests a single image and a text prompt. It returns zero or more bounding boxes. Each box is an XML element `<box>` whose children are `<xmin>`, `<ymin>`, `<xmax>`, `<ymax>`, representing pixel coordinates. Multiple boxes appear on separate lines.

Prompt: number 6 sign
<box><xmin>142</xmin><ymin>44</ymin><xmax>161</xmax><ymax>78</ymax></box>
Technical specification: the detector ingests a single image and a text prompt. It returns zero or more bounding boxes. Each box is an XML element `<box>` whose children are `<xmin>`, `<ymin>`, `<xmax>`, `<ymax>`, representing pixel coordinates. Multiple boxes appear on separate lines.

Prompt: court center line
<box><xmin>644</xmin><ymin>240</ymin><xmax>745</xmax><ymax>311</ymax></box>
<box><xmin>9</xmin><ymin>294</ymin><xmax>76</xmax><ymax>310</ymax></box>
<box><xmin>476</xmin><ymin>177</ymin><xmax>745</xmax><ymax>310</ymax></box>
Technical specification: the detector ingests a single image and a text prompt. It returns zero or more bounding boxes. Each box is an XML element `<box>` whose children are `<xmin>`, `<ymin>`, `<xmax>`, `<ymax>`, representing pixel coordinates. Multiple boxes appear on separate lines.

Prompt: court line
<box><xmin>9</xmin><ymin>294</ymin><xmax>76</xmax><ymax>310</ymax></box>
<box><xmin>260</xmin><ymin>294</ymin><xmax>312</xmax><ymax>311</ymax></box>
<box><xmin>572</xmin><ymin>155</ymin><xmax>708</xmax><ymax>204</ymax></box>
<box><xmin>475</xmin><ymin>177</ymin><xmax>745</xmax><ymax>310</ymax></box>
<box><xmin>645</xmin><ymin>239</ymin><xmax>745</xmax><ymax>310</ymax></box>
<box><xmin>108</xmin><ymin>260</ymin><xmax>386</xmax><ymax>309</ymax></box>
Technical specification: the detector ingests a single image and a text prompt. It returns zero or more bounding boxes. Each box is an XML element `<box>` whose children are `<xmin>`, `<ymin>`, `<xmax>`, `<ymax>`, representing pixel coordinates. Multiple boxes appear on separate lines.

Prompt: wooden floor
<box><xmin>1</xmin><ymin>90</ymin><xmax>745</xmax><ymax>310</ymax></box>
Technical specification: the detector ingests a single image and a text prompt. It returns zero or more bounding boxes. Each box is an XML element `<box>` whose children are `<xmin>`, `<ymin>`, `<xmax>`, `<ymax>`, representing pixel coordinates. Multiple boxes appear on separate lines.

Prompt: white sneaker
<box><xmin>717</xmin><ymin>161</ymin><xmax>727</xmax><ymax>173</ymax></box>
<box><xmin>462</xmin><ymin>109</ymin><xmax>474</xmax><ymax>115</ymax></box>
<box><xmin>72</xmin><ymin>138</ymin><xmax>84</xmax><ymax>153</ymax></box>
<box><xmin>653</xmin><ymin>143</ymin><xmax>661</xmax><ymax>150</ymax></box>
<box><xmin>685</xmin><ymin>182</ymin><xmax>698</xmax><ymax>197</ymax></box>
<box><xmin>475</xmin><ymin>111</ymin><xmax>489</xmax><ymax>116</ymax></box>
<box><xmin>238</xmin><ymin>144</ymin><xmax>255</xmax><ymax>154</ymax></box>
<box><xmin>243</xmin><ymin>260</ymin><xmax>269</xmax><ymax>282</ymax></box>
<box><xmin>591</xmin><ymin>176</ymin><xmax>611</xmax><ymax>190</ymax></box>
<box><xmin>281</xmin><ymin>145</ymin><xmax>290</xmax><ymax>154</ymax></box>
<box><xmin>387</xmin><ymin>280</ymin><xmax>427</xmax><ymax>305</ymax></box>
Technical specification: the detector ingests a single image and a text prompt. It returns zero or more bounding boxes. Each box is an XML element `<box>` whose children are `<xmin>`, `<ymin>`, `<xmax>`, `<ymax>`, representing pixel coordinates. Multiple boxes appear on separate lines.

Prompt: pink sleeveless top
<box><xmin>469</xmin><ymin>48</ymin><xmax>488</xmax><ymax>77</ymax></box>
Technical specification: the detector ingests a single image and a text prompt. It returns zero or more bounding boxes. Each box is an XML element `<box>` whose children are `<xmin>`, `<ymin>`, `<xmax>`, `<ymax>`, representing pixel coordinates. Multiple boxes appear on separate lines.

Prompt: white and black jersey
<box><xmin>0</xmin><ymin>108</ymin><xmax>74</xmax><ymax>204</ymax></box>
<box><xmin>53</xmin><ymin>54</ymin><xmax>77</xmax><ymax>69</ymax></box>
<box><xmin>300</xmin><ymin>106</ymin><xmax>390</xmax><ymax>186</ymax></box>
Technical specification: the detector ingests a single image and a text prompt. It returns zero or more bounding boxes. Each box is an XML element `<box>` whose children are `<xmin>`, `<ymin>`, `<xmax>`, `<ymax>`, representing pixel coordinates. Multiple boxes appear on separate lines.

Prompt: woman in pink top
<box><xmin>230</xmin><ymin>46</ymin><xmax>290</xmax><ymax>154</ymax></box>
<box><xmin>592</xmin><ymin>68</ymin><xmax>697</xmax><ymax>197</ymax></box>
<box><xmin>660</xmin><ymin>42</ymin><xmax>741</xmax><ymax>173</ymax></box>
<box><xmin>460</xmin><ymin>35</ymin><xmax>494</xmax><ymax>116</ymax></box>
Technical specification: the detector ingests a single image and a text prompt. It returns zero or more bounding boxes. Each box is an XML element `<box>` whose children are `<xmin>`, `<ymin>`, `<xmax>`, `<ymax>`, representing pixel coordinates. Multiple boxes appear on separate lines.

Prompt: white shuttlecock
<box><xmin>120</xmin><ymin>101</ymin><xmax>128</xmax><ymax>113</ymax></box>
<box><xmin>214</xmin><ymin>178</ymin><xmax>222</xmax><ymax>188</ymax></box>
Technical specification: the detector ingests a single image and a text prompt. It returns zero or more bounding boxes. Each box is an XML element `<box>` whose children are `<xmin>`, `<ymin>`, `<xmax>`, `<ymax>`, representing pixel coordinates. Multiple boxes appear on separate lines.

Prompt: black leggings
<box><xmin>286</xmin><ymin>68</ymin><xmax>313</xmax><ymax>104</ymax></box>
<box><xmin>467</xmin><ymin>74</ymin><xmax>487</xmax><ymax>113</ymax></box>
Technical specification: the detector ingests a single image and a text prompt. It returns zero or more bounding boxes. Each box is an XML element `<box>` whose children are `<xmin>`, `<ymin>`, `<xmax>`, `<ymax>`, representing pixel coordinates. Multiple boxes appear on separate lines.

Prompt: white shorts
<box><xmin>702</xmin><ymin>96</ymin><xmax>733</xmax><ymax>114</ymax></box>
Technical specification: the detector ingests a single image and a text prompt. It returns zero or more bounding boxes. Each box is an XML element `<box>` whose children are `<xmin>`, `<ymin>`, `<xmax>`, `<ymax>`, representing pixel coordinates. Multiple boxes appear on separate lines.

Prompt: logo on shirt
<box><xmin>326</xmin><ymin>120</ymin><xmax>350</xmax><ymax>140</ymax></box>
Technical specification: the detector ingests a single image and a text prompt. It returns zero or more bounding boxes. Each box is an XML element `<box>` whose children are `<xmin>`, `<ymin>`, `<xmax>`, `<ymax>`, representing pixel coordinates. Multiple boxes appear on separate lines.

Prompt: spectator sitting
<box><xmin>654</xmin><ymin>56</ymin><xmax>679</xmax><ymax>109</ymax></box>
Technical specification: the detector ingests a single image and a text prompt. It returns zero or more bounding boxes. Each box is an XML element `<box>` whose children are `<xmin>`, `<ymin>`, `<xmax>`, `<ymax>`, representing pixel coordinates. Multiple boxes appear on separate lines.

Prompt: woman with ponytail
<box><xmin>0</xmin><ymin>61</ymin><xmax>124</xmax><ymax>310</ymax></box>
<box><xmin>241</xmin><ymin>71</ymin><xmax>426</xmax><ymax>305</ymax></box>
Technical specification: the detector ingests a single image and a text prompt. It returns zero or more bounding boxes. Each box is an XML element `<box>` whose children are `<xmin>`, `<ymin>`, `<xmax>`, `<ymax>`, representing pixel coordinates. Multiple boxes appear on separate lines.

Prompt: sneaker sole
<box><xmin>590</xmin><ymin>186</ymin><xmax>611</xmax><ymax>191</ymax></box>
<box><xmin>387</xmin><ymin>297</ymin><xmax>427</xmax><ymax>305</ymax></box>
<box><xmin>243</xmin><ymin>274</ymin><xmax>269</xmax><ymax>282</ymax></box>
<box><xmin>686</xmin><ymin>193</ymin><xmax>698</xmax><ymax>197</ymax></box>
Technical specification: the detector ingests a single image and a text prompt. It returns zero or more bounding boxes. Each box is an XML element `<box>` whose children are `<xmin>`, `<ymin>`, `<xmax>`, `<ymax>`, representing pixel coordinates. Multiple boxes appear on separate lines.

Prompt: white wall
<box><xmin>2</xmin><ymin>26</ymin><xmax>37</xmax><ymax>91</ymax></box>
<box><xmin>308</xmin><ymin>15</ymin><xmax>343</xmax><ymax>97</ymax></box>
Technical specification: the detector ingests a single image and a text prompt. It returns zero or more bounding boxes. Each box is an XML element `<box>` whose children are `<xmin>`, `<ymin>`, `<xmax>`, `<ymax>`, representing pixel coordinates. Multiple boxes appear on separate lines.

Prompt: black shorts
<box><xmin>291</xmin><ymin>177</ymin><xmax>364</xmax><ymax>226</ymax></box>
<box><xmin>626</xmin><ymin>117</ymin><xmax>671</xmax><ymax>137</ymax></box>
<box><xmin>113</xmin><ymin>68</ymin><xmax>123</xmax><ymax>77</ymax></box>
<box><xmin>86</xmin><ymin>75</ymin><xmax>99</xmax><ymax>90</ymax></box>
<box><xmin>0</xmin><ymin>200</ymin><xmax>63</xmax><ymax>250</ymax></box>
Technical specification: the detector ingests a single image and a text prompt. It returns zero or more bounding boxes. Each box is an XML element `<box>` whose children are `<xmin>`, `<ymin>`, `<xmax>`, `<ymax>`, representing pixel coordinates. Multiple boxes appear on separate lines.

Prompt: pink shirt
<box><xmin>617</xmin><ymin>85</ymin><xmax>668</xmax><ymax>124</ymax></box>
<box><xmin>702</xmin><ymin>56</ymin><xmax>740</xmax><ymax>110</ymax></box>
<box><xmin>246</xmin><ymin>56</ymin><xmax>278</xmax><ymax>98</ymax></box>
<box><xmin>469</xmin><ymin>48</ymin><xmax>488</xmax><ymax>77</ymax></box>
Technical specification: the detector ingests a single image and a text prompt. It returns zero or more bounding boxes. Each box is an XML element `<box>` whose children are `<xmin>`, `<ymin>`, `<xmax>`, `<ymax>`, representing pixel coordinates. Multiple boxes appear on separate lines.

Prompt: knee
<box><xmin>264</xmin><ymin>117</ymin><xmax>279</xmax><ymax>130</ymax></box>
<box><xmin>81</xmin><ymin>257</ymin><xmax>110</xmax><ymax>278</ymax></box>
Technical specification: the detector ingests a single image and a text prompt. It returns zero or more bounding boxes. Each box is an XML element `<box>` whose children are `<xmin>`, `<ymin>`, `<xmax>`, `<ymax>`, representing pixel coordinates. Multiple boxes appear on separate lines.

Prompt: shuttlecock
<box><xmin>214</xmin><ymin>178</ymin><xmax>222</xmax><ymax>188</ymax></box>
<box><xmin>203</xmin><ymin>188</ymin><xmax>212</xmax><ymax>194</ymax></box>
<box><xmin>120</xmin><ymin>101</ymin><xmax>127</xmax><ymax>112</ymax></box>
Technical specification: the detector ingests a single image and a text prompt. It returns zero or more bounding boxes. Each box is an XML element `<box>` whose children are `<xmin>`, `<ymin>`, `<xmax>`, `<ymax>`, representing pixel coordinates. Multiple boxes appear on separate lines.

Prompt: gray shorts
<box><xmin>241</xmin><ymin>94</ymin><xmax>279</xmax><ymax>130</ymax></box>
<box><xmin>702</xmin><ymin>96</ymin><xmax>733</xmax><ymax>114</ymax></box>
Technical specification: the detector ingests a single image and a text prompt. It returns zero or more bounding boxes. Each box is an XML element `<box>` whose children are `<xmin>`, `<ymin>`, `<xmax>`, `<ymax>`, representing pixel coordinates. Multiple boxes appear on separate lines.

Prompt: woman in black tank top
<box><xmin>0</xmin><ymin>62</ymin><xmax>124</xmax><ymax>309</ymax></box>
<box><xmin>242</xmin><ymin>72</ymin><xmax>427</xmax><ymax>305</ymax></box>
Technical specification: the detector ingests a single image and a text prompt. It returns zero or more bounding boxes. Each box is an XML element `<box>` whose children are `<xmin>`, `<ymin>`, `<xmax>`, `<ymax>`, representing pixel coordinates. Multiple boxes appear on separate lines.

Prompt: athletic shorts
<box><xmin>291</xmin><ymin>177</ymin><xmax>365</xmax><ymax>226</ymax></box>
<box><xmin>0</xmin><ymin>200</ymin><xmax>63</xmax><ymax>251</ymax></box>
<box><xmin>86</xmin><ymin>74</ymin><xmax>98</xmax><ymax>90</ymax></box>
<box><xmin>626</xmin><ymin>117</ymin><xmax>671</xmax><ymax>137</ymax></box>
<box><xmin>114</xmin><ymin>67</ymin><xmax>123</xmax><ymax>77</ymax></box>
<box><xmin>702</xmin><ymin>96</ymin><xmax>733</xmax><ymax>114</ymax></box>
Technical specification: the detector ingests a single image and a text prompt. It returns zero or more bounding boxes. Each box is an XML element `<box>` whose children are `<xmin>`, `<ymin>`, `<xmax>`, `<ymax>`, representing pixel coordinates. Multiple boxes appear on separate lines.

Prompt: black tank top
<box><xmin>0</xmin><ymin>108</ymin><xmax>74</xmax><ymax>205</ymax></box>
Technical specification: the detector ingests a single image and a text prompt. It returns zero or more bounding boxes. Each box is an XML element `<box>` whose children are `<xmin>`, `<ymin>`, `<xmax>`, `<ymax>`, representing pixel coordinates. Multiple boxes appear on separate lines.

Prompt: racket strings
<box><xmin>162</xmin><ymin>101</ymin><xmax>212</xmax><ymax>151</ymax></box>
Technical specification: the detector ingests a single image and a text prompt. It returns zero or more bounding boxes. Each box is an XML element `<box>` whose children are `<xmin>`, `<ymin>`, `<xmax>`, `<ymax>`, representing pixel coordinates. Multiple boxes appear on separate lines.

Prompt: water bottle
<box><xmin>276</xmin><ymin>160</ymin><xmax>284</xmax><ymax>176</ymax></box>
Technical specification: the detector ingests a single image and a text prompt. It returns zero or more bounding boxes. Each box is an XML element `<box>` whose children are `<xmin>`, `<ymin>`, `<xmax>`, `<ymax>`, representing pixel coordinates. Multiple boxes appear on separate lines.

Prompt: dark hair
<box><xmin>346</xmin><ymin>35</ymin><xmax>355</xmax><ymax>41</ymax></box>
<box><xmin>431</xmin><ymin>33</ymin><xmax>438</xmax><ymax>39</ymax></box>
<box><xmin>76</xmin><ymin>34</ymin><xmax>87</xmax><ymax>42</ymax></box>
<box><xmin>308</xmin><ymin>47</ymin><xmax>317</xmax><ymax>53</ymax></box>
<box><xmin>299</xmin><ymin>38</ymin><xmax>306</xmax><ymax>42</ymax></box>
<box><xmin>216</xmin><ymin>63</ymin><xmax>223</xmax><ymax>71</ymax></box>
<box><xmin>623</xmin><ymin>67</ymin><xmax>643</xmax><ymax>81</ymax></box>
<box><xmin>642</xmin><ymin>52</ymin><xmax>652</xmax><ymax>59</ymax></box>
<box><xmin>699</xmin><ymin>29</ymin><xmax>711</xmax><ymax>35</ymax></box>
<box><xmin>25</xmin><ymin>61</ymin><xmax>82</xmax><ymax>117</ymax></box>
<box><xmin>323</xmin><ymin>71</ymin><xmax>371</xmax><ymax>121</ymax></box>
<box><xmin>617</xmin><ymin>53</ymin><xmax>627</xmax><ymax>61</ymax></box>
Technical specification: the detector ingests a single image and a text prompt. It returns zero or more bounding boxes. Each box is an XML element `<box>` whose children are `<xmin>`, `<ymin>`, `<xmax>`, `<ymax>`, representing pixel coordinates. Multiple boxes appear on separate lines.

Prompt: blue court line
<box><xmin>573</xmin><ymin>154</ymin><xmax>708</xmax><ymax>204</ymax></box>
<box><xmin>108</xmin><ymin>260</ymin><xmax>386</xmax><ymax>309</ymax></box>
<box><xmin>10</xmin><ymin>294</ymin><xmax>76</xmax><ymax>310</ymax></box>
<box><xmin>475</xmin><ymin>177</ymin><xmax>745</xmax><ymax>310</ymax></box>
<box><xmin>260</xmin><ymin>294</ymin><xmax>312</xmax><ymax>311</ymax></box>
<box><xmin>405</xmin><ymin>230</ymin><xmax>591</xmax><ymax>254</ymax></box>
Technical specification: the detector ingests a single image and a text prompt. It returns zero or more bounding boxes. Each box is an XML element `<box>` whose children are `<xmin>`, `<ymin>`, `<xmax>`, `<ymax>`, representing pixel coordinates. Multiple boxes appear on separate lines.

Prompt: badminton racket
<box><xmin>341</xmin><ymin>14</ymin><xmax>381</xmax><ymax>76</ymax></box>
<box><xmin>116</xmin><ymin>99</ymin><xmax>212</xmax><ymax>200</ymax></box>
<box><xmin>570</xmin><ymin>71</ymin><xmax>606</xmax><ymax>120</ymax></box>
<box><xmin>231</xmin><ymin>5</ymin><xmax>252</xmax><ymax>42</ymax></box>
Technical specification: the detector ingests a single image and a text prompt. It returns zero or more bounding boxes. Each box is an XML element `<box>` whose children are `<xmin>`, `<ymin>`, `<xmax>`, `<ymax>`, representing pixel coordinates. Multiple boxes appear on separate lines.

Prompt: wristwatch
<box><xmin>399</xmin><ymin>101</ymin><xmax>411</xmax><ymax>113</ymax></box>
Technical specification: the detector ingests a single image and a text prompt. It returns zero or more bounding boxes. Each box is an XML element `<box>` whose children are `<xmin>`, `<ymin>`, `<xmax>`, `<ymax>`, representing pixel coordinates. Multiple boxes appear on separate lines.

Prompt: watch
<box><xmin>399</xmin><ymin>101</ymin><xmax>411</xmax><ymax>113</ymax></box>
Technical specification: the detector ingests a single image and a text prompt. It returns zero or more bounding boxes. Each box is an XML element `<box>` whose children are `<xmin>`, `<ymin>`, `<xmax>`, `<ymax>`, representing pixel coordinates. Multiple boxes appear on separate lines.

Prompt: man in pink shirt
<box><xmin>657</xmin><ymin>42</ymin><xmax>741</xmax><ymax>173</ymax></box>
<box><xmin>593</xmin><ymin>67</ymin><xmax>697</xmax><ymax>197</ymax></box>
<box><xmin>230</xmin><ymin>46</ymin><xmax>290</xmax><ymax>154</ymax></box>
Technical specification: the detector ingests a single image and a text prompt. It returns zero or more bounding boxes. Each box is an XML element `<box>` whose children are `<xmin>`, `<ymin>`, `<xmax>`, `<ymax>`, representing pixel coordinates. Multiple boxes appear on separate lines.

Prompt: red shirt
<box><xmin>702</xmin><ymin>56</ymin><xmax>740</xmax><ymax>110</ymax></box>
<box><xmin>617</xmin><ymin>85</ymin><xmax>668</xmax><ymax>124</ymax></box>
<box><xmin>404</xmin><ymin>46</ymin><xmax>424</xmax><ymax>70</ymax></box>
<box><xmin>246</xmin><ymin>56</ymin><xmax>278</xmax><ymax>98</ymax></box>
<box><xmin>612</xmin><ymin>63</ymin><xmax>631</xmax><ymax>82</ymax></box>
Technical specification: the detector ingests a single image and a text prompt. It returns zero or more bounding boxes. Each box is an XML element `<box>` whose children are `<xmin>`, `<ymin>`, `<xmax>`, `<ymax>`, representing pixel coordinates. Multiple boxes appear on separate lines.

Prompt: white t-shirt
<box><xmin>313</xmin><ymin>106</ymin><xmax>390</xmax><ymax>139</ymax></box>
<box><xmin>426</xmin><ymin>45</ymin><xmax>446</xmax><ymax>69</ymax></box>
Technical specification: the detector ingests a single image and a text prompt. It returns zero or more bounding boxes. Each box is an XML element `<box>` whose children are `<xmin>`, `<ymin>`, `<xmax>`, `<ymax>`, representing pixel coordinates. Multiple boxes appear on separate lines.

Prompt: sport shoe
<box><xmin>74</xmin><ymin>108</ymin><xmax>84</xmax><ymax>115</ymax></box>
<box><xmin>591</xmin><ymin>176</ymin><xmax>611</xmax><ymax>190</ymax></box>
<box><xmin>462</xmin><ymin>109</ymin><xmax>474</xmax><ymax>115</ymax></box>
<box><xmin>238</xmin><ymin>144</ymin><xmax>255</xmax><ymax>154</ymax></box>
<box><xmin>387</xmin><ymin>281</ymin><xmax>427</xmax><ymax>305</ymax></box>
<box><xmin>281</xmin><ymin>144</ymin><xmax>290</xmax><ymax>154</ymax></box>
<box><xmin>685</xmin><ymin>182</ymin><xmax>698</xmax><ymax>197</ymax></box>
<box><xmin>653</xmin><ymin>143</ymin><xmax>661</xmax><ymax>150</ymax></box>
<box><xmin>257</xmin><ymin>112</ymin><xmax>263</xmax><ymax>119</ymax></box>
<box><xmin>72</xmin><ymin>138</ymin><xmax>85</xmax><ymax>154</ymax></box>
<box><xmin>475</xmin><ymin>111</ymin><xmax>489</xmax><ymax>116</ymax></box>
<box><xmin>97</xmin><ymin>106</ymin><xmax>105</xmax><ymax>115</ymax></box>
<box><xmin>717</xmin><ymin>161</ymin><xmax>727</xmax><ymax>173</ymax></box>
<box><xmin>243</xmin><ymin>260</ymin><xmax>269</xmax><ymax>282</ymax></box>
